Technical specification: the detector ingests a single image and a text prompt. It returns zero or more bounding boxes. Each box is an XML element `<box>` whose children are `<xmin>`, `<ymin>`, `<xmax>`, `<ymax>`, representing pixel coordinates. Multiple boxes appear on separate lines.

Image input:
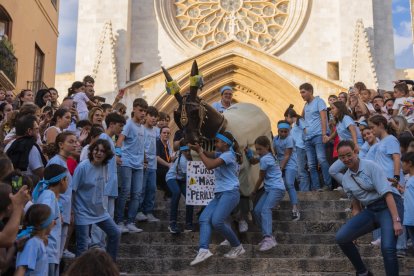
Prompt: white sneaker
<box><xmin>224</xmin><ymin>244</ymin><xmax>245</xmax><ymax>258</ymax></box>
<box><xmin>220</xmin><ymin>239</ymin><xmax>230</xmax><ymax>246</ymax></box>
<box><xmin>371</xmin><ymin>238</ymin><xmax>381</xmax><ymax>247</ymax></box>
<box><xmin>62</xmin><ymin>249</ymin><xmax>75</xmax><ymax>259</ymax></box>
<box><xmin>259</xmin><ymin>236</ymin><xmax>277</xmax><ymax>251</ymax></box>
<box><xmin>146</xmin><ymin>213</ymin><xmax>160</xmax><ymax>222</ymax></box>
<box><xmin>136</xmin><ymin>212</ymin><xmax>148</xmax><ymax>221</ymax></box>
<box><xmin>117</xmin><ymin>222</ymin><xmax>129</xmax><ymax>233</ymax></box>
<box><xmin>238</xmin><ymin>219</ymin><xmax>248</xmax><ymax>233</ymax></box>
<box><xmin>190</xmin><ymin>249</ymin><xmax>213</xmax><ymax>266</ymax></box>
<box><xmin>126</xmin><ymin>223</ymin><xmax>143</xmax><ymax>233</ymax></box>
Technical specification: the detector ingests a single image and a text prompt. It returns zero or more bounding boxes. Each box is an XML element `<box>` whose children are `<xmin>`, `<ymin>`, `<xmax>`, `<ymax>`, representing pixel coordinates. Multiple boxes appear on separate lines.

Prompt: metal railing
<box><xmin>0</xmin><ymin>38</ymin><xmax>17</xmax><ymax>85</ymax></box>
<box><xmin>27</xmin><ymin>81</ymin><xmax>48</xmax><ymax>93</ymax></box>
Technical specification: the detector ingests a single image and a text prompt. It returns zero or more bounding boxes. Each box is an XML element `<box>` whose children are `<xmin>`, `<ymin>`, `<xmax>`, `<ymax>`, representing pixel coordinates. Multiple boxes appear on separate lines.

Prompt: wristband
<box><xmin>245</xmin><ymin>148</ymin><xmax>254</xmax><ymax>160</ymax></box>
<box><xmin>115</xmin><ymin>147</ymin><xmax>122</xmax><ymax>156</ymax></box>
<box><xmin>394</xmin><ymin>175</ymin><xmax>400</xmax><ymax>182</ymax></box>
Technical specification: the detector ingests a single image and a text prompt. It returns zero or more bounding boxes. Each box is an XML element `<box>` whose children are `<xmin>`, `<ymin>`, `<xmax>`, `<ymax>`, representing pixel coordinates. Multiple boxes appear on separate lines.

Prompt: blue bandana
<box><xmin>180</xmin><ymin>145</ymin><xmax>190</xmax><ymax>151</ymax></box>
<box><xmin>16</xmin><ymin>212</ymin><xmax>55</xmax><ymax>240</ymax></box>
<box><xmin>32</xmin><ymin>172</ymin><xmax>67</xmax><ymax>202</ymax></box>
<box><xmin>277</xmin><ymin>123</ymin><xmax>291</xmax><ymax>129</ymax></box>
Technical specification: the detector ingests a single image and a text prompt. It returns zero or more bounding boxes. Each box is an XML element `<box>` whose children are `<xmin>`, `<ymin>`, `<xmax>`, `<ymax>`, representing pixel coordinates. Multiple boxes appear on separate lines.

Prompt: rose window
<box><xmin>174</xmin><ymin>0</ymin><xmax>291</xmax><ymax>51</ymax></box>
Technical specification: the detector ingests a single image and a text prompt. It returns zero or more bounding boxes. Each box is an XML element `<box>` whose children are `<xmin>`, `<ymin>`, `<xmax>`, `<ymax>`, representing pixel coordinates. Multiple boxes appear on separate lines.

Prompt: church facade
<box><xmin>74</xmin><ymin>0</ymin><xmax>400</xmax><ymax>129</ymax></box>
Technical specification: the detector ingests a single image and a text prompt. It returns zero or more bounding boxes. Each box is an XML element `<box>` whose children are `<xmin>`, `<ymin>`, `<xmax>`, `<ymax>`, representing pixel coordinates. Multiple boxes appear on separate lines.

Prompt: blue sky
<box><xmin>56</xmin><ymin>0</ymin><xmax>414</xmax><ymax>73</ymax></box>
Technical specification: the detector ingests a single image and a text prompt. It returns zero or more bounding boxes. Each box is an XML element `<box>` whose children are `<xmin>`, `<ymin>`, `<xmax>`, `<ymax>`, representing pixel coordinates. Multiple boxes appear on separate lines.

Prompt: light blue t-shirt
<box><xmin>98</xmin><ymin>133</ymin><xmax>118</xmax><ymax>197</ymax></box>
<box><xmin>47</xmin><ymin>156</ymin><xmax>72</xmax><ymax>224</ymax></box>
<box><xmin>214</xmin><ymin>151</ymin><xmax>239</xmax><ymax>193</ymax></box>
<box><xmin>120</xmin><ymin>119</ymin><xmax>145</xmax><ymax>169</ymax></box>
<box><xmin>404</xmin><ymin>176</ymin><xmax>414</xmax><ymax>226</ymax></box>
<box><xmin>259</xmin><ymin>153</ymin><xmax>285</xmax><ymax>190</ymax></box>
<box><xmin>212</xmin><ymin>101</ymin><xmax>230</xmax><ymax>113</ymax></box>
<box><xmin>72</xmin><ymin>160</ymin><xmax>111</xmax><ymax>225</ymax></box>
<box><xmin>342</xmin><ymin>159</ymin><xmax>400</xmax><ymax>206</ymax></box>
<box><xmin>336</xmin><ymin>115</ymin><xmax>363</xmax><ymax>145</ymax></box>
<box><xmin>166</xmin><ymin>154</ymin><xmax>188</xmax><ymax>182</ymax></box>
<box><xmin>35</xmin><ymin>190</ymin><xmax>61</xmax><ymax>264</ymax></box>
<box><xmin>273</xmin><ymin>135</ymin><xmax>297</xmax><ymax>170</ymax></box>
<box><xmin>290</xmin><ymin>119</ymin><xmax>306</xmax><ymax>149</ymax></box>
<box><xmin>303</xmin><ymin>96</ymin><xmax>327</xmax><ymax>139</ymax></box>
<box><xmin>144</xmin><ymin>126</ymin><xmax>158</xmax><ymax>170</ymax></box>
<box><xmin>375</xmin><ymin>135</ymin><xmax>403</xmax><ymax>179</ymax></box>
<box><xmin>16</xmin><ymin>236</ymin><xmax>48</xmax><ymax>276</ymax></box>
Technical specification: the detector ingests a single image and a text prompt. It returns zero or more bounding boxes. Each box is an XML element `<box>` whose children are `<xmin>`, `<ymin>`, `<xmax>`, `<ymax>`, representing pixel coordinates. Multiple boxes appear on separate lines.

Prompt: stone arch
<box><xmin>122</xmin><ymin>41</ymin><xmax>345</xmax><ymax>132</ymax></box>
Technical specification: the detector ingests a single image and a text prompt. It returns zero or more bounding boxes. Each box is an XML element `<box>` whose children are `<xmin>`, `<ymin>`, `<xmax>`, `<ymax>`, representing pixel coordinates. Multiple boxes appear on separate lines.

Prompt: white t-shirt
<box><xmin>5</xmin><ymin>139</ymin><xmax>44</xmax><ymax>176</ymax></box>
<box><xmin>73</xmin><ymin>92</ymin><xmax>90</xmax><ymax>115</ymax></box>
<box><xmin>393</xmin><ymin>96</ymin><xmax>414</xmax><ymax>123</ymax></box>
<box><xmin>80</xmin><ymin>144</ymin><xmax>90</xmax><ymax>162</ymax></box>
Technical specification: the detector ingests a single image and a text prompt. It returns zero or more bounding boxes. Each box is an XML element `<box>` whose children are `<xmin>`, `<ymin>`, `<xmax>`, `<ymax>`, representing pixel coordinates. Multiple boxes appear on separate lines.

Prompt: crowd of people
<box><xmin>0</xmin><ymin>77</ymin><xmax>412</xmax><ymax>276</ymax></box>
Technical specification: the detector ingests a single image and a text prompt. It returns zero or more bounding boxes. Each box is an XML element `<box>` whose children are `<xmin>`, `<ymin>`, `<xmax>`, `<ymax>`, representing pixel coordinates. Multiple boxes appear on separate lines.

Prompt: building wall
<box><xmin>74</xmin><ymin>0</ymin><xmax>397</xmax><ymax>97</ymax></box>
<box><xmin>1</xmin><ymin>0</ymin><xmax>59</xmax><ymax>92</ymax></box>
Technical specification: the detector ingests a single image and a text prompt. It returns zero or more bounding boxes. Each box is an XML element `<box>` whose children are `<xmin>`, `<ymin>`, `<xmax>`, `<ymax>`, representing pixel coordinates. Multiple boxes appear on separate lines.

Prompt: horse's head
<box><xmin>162</xmin><ymin>61</ymin><xmax>226</xmax><ymax>144</ymax></box>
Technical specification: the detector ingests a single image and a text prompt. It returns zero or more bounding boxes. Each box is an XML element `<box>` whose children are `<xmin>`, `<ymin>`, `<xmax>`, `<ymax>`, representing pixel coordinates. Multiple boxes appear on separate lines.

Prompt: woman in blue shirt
<box><xmin>165</xmin><ymin>143</ymin><xmax>194</xmax><ymax>234</ymax></box>
<box><xmin>189</xmin><ymin>131</ymin><xmax>244</xmax><ymax>265</ymax></box>
<box><xmin>328</xmin><ymin>101</ymin><xmax>362</xmax><ymax>185</ymax></box>
<box><xmin>247</xmin><ymin>136</ymin><xmax>286</xmax><ymax>251</ymax></box>
<box><xmin>72</xmin><ymin>139</ymin><xmax>121</xmax><ymax>261</ymax></box>
<box><xmin>284</xmin><ymin>105</ymin><xmax>310</xmax><ymax>191</ymax></box>
<box><xmin>273</xmin><ymin>120</ymin><xmax>300</xmax><ymax>221</ymax></box>
<box><xmin>326</xmin><ymin>101</ymin><xmax>363</xmax><ymax>148</ymax></box>
<box><xmin>335</xmin><ymin>140</ymin><xmax>403</xmax><ymax>276</ymax></box>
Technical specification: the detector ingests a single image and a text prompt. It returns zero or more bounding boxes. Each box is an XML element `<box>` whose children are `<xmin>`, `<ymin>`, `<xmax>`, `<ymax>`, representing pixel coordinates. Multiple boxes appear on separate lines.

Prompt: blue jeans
<box><xmin>305</xmin><ymin>135</ymin><xmax>332</xmax><ymax>190</ymax></box>
<box><xmin>141</xmin><ymin>169</ymin><xmax>157</xmax><ymax>215</ymax></box>
<box><xmin>296</xmin><ymin>148</ymin><xmax>310</xmax><ymax>191</ymax></box>
<box><xmin>75</xmin><ymin>218</ymin><xmax>121</xmax><ymax>261</ymax></box>
<box><xmin>91</xmin><ymin>196</ymin><xmax>115</xmax><ymax>248</ymax></box>
<box><xmin>199</xmin><ymin>189</ymin><xmax>240</xmax><ymax>249</ymax></box>
<box><xmin>115</xmin><ymin>166</ymin><xmax>143</xmax><ymax>224</ymax></box>
<box><xmin>335</xmin><ymin>195</ymin><xmax>404</xmax><ymax>275</ymax></box>
<box><xmin>254</xmin><ymin>188</ymin><xmax>285</xmax><ymax>237</ymax></box>
<box><xmin>166</xmin><ymin>179</ymin><xmax>194</xmax><ymax>225</ymax></box>
<box><xmin>283</xmin><ymin>169</ymin><xmax>298</xmax><ymax>206</ymax></box>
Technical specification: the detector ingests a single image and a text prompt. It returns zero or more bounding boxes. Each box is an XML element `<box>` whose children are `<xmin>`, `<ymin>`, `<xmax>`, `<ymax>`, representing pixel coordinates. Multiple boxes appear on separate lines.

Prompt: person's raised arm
<box><xmin>0</xmin><ymin>186</ymin><xmax>30</xmax><ymax>248</ymax></box>
<box><xmin>189</xmin><ymin>143</ymin><xmax>224</xmax><ymax>170</ymax></box>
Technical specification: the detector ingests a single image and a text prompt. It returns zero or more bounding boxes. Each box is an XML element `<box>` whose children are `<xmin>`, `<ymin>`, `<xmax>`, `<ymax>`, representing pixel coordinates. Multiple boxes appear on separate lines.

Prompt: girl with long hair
<box><xmin>189</xmin><ymin>131</ymin><xmax>245</xmax><ymax>265</ymax></box>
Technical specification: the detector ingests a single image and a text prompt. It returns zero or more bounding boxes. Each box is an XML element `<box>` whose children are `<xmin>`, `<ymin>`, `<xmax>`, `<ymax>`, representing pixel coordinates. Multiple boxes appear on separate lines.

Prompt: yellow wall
<box><xmin>1</xmin><ymin>0</ymin><xmax>59</xmax><ymax>92</ymax></box>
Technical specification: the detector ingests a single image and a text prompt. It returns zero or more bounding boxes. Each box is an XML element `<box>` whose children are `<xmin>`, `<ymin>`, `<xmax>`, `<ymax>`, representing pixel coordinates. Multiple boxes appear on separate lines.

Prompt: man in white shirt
<box><xmin>212</xmin><ymin>86</ymin><xmax>234</xmax><ymax>113</ymax></box>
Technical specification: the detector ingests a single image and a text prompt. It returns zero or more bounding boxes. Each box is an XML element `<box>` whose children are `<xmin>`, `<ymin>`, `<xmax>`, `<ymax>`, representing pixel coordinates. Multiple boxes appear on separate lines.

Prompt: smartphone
<box><xmin>11</xmin><ymin>176</ymin><xmax>23</xmax><ymax>194</ymax></box>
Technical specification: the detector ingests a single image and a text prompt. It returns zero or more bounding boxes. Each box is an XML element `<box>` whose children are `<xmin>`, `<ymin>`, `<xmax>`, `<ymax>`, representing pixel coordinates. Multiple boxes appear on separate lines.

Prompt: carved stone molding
<box><xmin>154</xmin><ymin>0</ymin><xmax>309</xmax><ymax>55</ymax></box>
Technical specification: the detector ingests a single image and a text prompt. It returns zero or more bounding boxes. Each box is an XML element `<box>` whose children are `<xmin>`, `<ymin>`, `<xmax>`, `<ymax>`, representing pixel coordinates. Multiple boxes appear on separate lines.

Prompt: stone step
<box><xmin>154</xmin><ymin>199</ymin><xmax>351</xmax><ymax>212</ymax></box>
<box><xmin>150</xmin><ymin>209</ymin><xmax>351</xmax><ymax>222</ymax></box>
<box><xmin>155</xmin><ymin>191</ymin><xmax>346</xmax><ymax>204</ymax></box>
<box><xmin>115</xmin><ymin>256</ymin><xmax>413</xmax><ymax>274</ymax></box>
<box><xmin>118</xmin><ymin>243</ymin><xmax>384</xmax><ymax>259</ymax></box>
<box><xmin>134</xmin><ymin>220</ymin><xmax>344</xmax><ymax>234</ymax></box>
<box><xmin>120</xmin><ymin>231</ymin><xmax>373</xmax><ymax>245</ymax></box>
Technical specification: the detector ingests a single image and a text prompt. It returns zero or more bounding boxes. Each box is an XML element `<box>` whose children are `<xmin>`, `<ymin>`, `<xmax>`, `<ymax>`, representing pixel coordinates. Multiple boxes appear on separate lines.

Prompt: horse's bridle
<box><xmin>180</xmin><ymin>95</ymin><xmax>226</xmax><ymax>141</ymax></box>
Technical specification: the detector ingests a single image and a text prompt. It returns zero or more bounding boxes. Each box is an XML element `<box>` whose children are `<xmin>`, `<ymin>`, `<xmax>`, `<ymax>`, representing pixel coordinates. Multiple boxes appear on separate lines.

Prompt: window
<box><xmin>33</xmin><ymin>44</ymin><xmax>45</xmax><ymax>92</ymax></box>
<box><xmin>327</xmin><ymin>62</ymin><xmax>340</xmax><ymax>81</ymax></box>
<box><xmin>0</xmin><ymin>5</ymin><xmax>12</xmax><ymax>39</ymax></box>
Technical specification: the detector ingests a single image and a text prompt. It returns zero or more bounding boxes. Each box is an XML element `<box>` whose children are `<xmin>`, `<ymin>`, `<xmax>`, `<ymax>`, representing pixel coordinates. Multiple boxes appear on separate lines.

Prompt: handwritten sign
<box><xmin>186</xmin><ymin>161</ymin><xmax>215</xmax><ymax>206</ymax></box>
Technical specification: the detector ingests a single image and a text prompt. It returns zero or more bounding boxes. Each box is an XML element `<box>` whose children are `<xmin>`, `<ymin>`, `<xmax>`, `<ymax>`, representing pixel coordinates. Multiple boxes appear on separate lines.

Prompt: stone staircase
<box><xmin>73</xmin><ymin>192</ymin><xmax>414</xmax><ymax>275</ymax></box>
